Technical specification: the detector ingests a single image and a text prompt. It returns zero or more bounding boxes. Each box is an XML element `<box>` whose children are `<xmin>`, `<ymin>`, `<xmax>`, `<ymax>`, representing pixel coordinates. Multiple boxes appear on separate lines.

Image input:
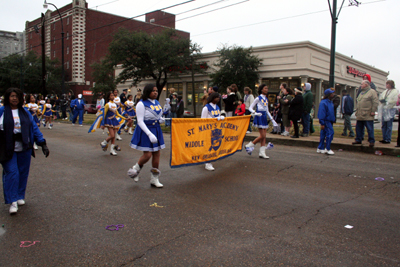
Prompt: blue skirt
<box><xmin>253</xmin><ymin>111</ymin><xmax>269</xmax><ymax>129</ymax></box>
<box><xmin>104</xmin><ymin>117</ymin><xmax>120</xmax><ymax>129</ymax></box>
<box><xmin>126</xmin><ymin>110</ymin><xmax>135</xmax><ymax>117</ymax></box>
<box><xmin>44</xmin><ymin>109</ymin><xmax>52</xmax><ymax>117</ymax></box>
<box><xmin>130</xmin><ymin>121</ymin><xmax>165</xmax><ymax>152</ymax></box>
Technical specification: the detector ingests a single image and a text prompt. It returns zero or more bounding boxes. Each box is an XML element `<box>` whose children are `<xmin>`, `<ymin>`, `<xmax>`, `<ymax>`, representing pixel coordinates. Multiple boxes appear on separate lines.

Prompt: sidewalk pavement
<box><xmin>243</xmin><ymin>131</ymin><xmax>400</xmax><ymax>157</ymax></box>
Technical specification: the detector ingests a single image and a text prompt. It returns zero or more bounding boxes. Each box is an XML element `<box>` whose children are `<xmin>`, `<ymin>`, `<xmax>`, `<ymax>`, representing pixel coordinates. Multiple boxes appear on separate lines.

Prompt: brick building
<box><xmin>25</xmin><ymin>0</ymin><xmax>189</xmax><ymax>101</ymax></box>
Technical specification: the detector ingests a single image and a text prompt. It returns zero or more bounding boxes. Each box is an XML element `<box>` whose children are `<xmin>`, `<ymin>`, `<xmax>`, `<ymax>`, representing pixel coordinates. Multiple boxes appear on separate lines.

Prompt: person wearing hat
<box><xmin>352</xmin><ymin>80</ymin><xmax>379</xmax><ymax>147</ymax></box>
<box><xmin>120</xmin><ymin>89</ymin><xmax>128</xmax><ymax>108</ymax></box>
<box><xmin>317</xmin><ymin>88</ymin><xmax>336</xmax><ymax>155</ymax></box>
<box><xmin>286</xmin><ymin>87</ymin><xmax>304</xmax><ymax>138</ymax></box>
<box><xmin>356</xmin><ymin>74</ymin><xmax>377</xmax><ymax>98</ymax></box>
<box><xmin>301</xmin><ymin>83</ymin><xmax>313</xmax><ymax>137</ymax></box>
<box><xmin>71</xmin><ymin>93</ymin><xmax>85</xmax><ymax>126</ymax></box>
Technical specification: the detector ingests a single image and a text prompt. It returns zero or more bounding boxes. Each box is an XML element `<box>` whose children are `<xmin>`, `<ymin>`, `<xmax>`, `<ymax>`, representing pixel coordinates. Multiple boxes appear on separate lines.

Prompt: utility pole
<box><xmin>41</xmin><ymin>13</ymin><xmax>47</xmax><ymax>96</ymax></box>
<box><xmin>328</xmin><ymin>0</ymin><xmax>360</xmax><ymax>88</ymax></box>
<box><xmin>191</xmin><ymin>57</ymin><xmax>196</xmax><ymax>117</ymax></box>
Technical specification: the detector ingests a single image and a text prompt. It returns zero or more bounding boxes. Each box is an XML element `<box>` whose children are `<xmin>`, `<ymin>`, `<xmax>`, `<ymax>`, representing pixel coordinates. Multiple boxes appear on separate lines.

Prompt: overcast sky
<box><xmin>1</xmin><ymin>0</ymin><xmax>399</xmax><ymax>85</ymax></box>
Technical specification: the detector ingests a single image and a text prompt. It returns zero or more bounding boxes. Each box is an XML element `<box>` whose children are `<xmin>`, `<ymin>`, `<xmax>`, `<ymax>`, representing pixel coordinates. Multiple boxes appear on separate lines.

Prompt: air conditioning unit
<box><xmin>150</xmin><ymin>18</ymin><xmax>155</xmax><ymax>23</ymax></box>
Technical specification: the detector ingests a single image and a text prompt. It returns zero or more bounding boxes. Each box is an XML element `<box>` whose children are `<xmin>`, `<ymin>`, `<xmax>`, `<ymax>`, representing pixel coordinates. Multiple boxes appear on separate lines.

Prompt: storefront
<box><xmin>116</xmin><ymin>41</ymin><xmax>388</xmax><ymax>116</ymax></box>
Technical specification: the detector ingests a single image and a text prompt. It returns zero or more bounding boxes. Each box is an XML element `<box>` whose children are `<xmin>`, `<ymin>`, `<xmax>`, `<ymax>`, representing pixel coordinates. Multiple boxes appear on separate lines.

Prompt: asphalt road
<box><xmin>1</xmin><ymin>123</ymin><xmax>399</xmax><ymax>266</ymax></box>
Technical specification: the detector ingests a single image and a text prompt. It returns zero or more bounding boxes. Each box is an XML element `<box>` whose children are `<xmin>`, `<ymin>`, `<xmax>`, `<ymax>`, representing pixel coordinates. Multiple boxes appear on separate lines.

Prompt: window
<box><xmin>66</xmin><ymin>32</ymin><xmax>69</xmax><ymax>40</ymax></box>
<box><xmin>67</xmin><ymin>17</ymin><xmax>69</xmax><ymax>25</ymax></box>
<box><xmin>67</xmin><ymin>47</ymin><xmax>69</xmax><ymax>54</ymax></box>
<box><xmin>53</xmin><ymin>51</ymin><xmax>55</xmax><ymax>57</ymax></box>
<box><xmin>53</xmin><ymin>23</ymin><xmax>55</xmax><ymax>30</ymax></box>
<box><xmin>66</xmin><ymin>61</ymin><xmax>69</xmax><ymax>69</ymax></box>
<box><xmin>53</xmin><ymin>37</ymin><xmax>55</xmax><ymax>44</ymax></box>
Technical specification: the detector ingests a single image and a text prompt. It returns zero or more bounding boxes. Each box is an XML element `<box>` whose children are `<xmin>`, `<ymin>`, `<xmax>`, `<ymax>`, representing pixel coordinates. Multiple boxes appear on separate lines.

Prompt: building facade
<box><xmin>25</xmin><ymin>0</ymin><xmax>189</xmax><ymax>100</ymax></box>
<box><xmin>117</xmin><ymin>41</ymin><xmax>388</xmax><ymax>116</ymax></box>
<box><xmin>0</xmin><ymin>30</ymin><xmax>26</xmax><ymax>60</ymax></box>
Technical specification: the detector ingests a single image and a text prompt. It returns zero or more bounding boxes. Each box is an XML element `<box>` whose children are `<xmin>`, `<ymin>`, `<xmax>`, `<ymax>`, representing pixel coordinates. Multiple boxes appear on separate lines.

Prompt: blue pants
<box><xmin>318</xmin><ymin>121</ymin><xmax>334</xmax><ymax>150</ymax></box>
<box><xmin>302</xmin><ymin>112</ymin><xmax>310</xmax><ymax>134</ymax></box>
<box><xmin>165</xmin><ymin>113</ymin><xmax>171</xmax><ymax>126</ymax></box>
<box><xmin>2</xmin><ymin>149</ymin><xmax>32</xmax><ymax>204</ymax></box>
<box><xmin>381</xmin><ymin>118</ymin><xmax>394</xmax><ymax>142</ymax></box>
<box><xmin>355</xmin><ymin>120</ymin><xmax>375</xmax><ymax>143</ymax></box>
<box><xmin>72</xmin><ymin>109</ymin><xmax>84</xmax><ymax>125</ymax></box>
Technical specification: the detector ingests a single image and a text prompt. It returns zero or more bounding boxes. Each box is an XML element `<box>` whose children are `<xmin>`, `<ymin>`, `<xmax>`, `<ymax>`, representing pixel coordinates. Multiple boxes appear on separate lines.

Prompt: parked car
<box><xmin>183</xmin><ymin>109</ymin><xmax>195</xmax><ymax>118</ymax></box>
<box><xmin>84</xmin><ymin>104</ymin><xmax>97</xmax><ymax>114</ymax></box>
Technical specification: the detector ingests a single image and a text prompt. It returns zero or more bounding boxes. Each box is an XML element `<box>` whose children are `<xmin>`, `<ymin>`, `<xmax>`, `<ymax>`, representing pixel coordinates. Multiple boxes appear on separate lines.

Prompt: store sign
<box><xmin>83</xmin><ymin>90</ymin><xmax>93</xmax><ymax>95</ymax></box>
<box><xmin>347</xmin><ymin>66</ymin><xmax>366</xmax><ymax>78</ymax></box>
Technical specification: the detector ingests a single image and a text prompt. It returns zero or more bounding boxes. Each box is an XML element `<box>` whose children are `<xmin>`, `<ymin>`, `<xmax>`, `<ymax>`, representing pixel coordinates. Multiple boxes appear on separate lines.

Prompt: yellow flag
<box><xmin>170</xmin><ymin>116</ymin><xmax>251</xmax><ymax>168</ymax></box>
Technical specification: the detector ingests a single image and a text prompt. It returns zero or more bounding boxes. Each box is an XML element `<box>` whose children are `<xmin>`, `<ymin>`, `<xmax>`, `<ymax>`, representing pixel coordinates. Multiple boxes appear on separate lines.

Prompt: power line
<box><xmin>192</xmin><ymin>0</ymin><xmax>386</xmax><ymax>37</ymax></box>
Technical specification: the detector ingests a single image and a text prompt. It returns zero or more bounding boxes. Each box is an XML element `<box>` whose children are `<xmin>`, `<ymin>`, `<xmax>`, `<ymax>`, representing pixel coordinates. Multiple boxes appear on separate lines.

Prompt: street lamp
<box><xmin>43</xmin><ymin>0</ymin><xmax>65</xmax><ymax>95</ymax></box>
<box><xmin>327</xmin><ymin>0</ymin><xmax>360</xmax><ymax>88</ymax></box>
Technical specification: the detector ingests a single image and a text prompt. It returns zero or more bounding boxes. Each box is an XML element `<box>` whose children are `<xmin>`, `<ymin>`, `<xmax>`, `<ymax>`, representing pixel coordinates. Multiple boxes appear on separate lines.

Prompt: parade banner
<box><xmin>170</xmin><ymin>116</ymin><xmax>251</xmax><ymax>168</ymax></box>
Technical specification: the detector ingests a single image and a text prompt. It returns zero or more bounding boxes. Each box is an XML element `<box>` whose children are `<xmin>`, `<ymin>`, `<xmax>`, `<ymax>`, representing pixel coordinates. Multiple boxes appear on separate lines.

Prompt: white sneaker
<box><xmin>246</xmin><ymin>131</ymin><xmax>251</xmax><ymax>134</ymax></box>
<box><xmin>9</xmin><ymin>202</ymin><xmax>18</xmax><ymax>214</ymax></box>
<box><xmin>33</xmin><ymin>143</ymin><xmax>38</xmax><ymax>150</ymax></box>
<box><xmin>245</xmin><ymin>141</ymin><xmax>255</xmax><ymax>155</ymax></box>
<box><xmin>150</xmin><ymin>168</ymin><xmax>163</xmax><ymax>188</ymax></box>
<box><xmin>205</xmin><ymin>163</ymin><xmax>215</xmax><ymax>171</ymax></box>
<box><xmin>79</xmin><ymin>124</ymin><xmax>83</xmax><ymax>127</ymax></box>
<box><xmin>72</xmin><ymin>123</ymin><xmax>75</xmax><ymax>126</ymax></box>
<box><xmin>17</xmin><ymin>199</ymin><xmax>25</xmax><ymax>205</ymax></box>
<box><xmin>317</xmin><ymin>148</ymin><xmax>327</xmax><ymax>154</ymax></box>
<box><xmin>127</xmin><ymin>163</ymin><xmax>141</xmax><ymax>181</ymax></box>
<box><xmin>284</xmin><ymin>131</ymin><xmax>290</xmax><ymax>136</ymax></box>
<box><xmin>326</xmin><ymin>149</ymin><xmax>335</xmax><ymax>155</ymax></box>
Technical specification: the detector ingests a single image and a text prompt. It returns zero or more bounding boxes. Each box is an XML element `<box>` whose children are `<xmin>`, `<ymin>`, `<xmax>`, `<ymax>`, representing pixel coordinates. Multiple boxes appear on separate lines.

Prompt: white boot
<box><xmin>128</xmin><ymin>127</ymin><xmax>133</xmax><ymax>135</ymax></box>
<box><xmin>48</xmin><ymin>124</ymin><xmax>52</xmax><ymax>129</ymax></box>
<box><xmin>245</xmin><ymin>141</ymin><xmax>255</xmax><ymax>155</ymax></box>
<box><xmin>116</xmin><ymin>133</ymin><xmax>122</xmax><ymax>141</ymax></box>
<box><xmin>127</xmin><ymin>163</ymin><xmax>141</xmax><ymax>182</ymax></box>
<box><xmin>259</xmin><ymin>146</ymin><xmax>269</xmax><ymax>159</ymax></box>
<box><xmin>205</xmin><ymin>163</ymin><xmax>215</xmax><ymax>171</ymax></box>
<box><xmin>100</xmin><ymin>140</ymin><xmax>108</xmax><ymax>151</ymax></box>
<box><xmin>33</xmin><ymin>143</ymin><xmax>38</xmax><ymax>150</ymax></box>
<box><xmin>110</xmin><ymin>144</ymin><xmax>117</xmax><ymax>156</ymax></box>
<box><xmin>150</xmin><ymin>168</ymin><xmax>163</xmax><ymax>188</ymax></box>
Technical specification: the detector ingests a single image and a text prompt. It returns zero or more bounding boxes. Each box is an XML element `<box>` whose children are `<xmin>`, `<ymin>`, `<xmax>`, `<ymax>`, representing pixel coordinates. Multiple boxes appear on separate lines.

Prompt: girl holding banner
<box><xmin>245</xmin><ymin>84</ymin><xmax>277</xmax><ymax>159</ymax></box>
<box><xmin>127</xmin><ymin>84</ymin><xmax>165</xmax><ymax>188</ymax></box>
<box><xmin>201</xmin><ymin>92</ymin><xmax>225</xmax><ymax>171</ymax></box>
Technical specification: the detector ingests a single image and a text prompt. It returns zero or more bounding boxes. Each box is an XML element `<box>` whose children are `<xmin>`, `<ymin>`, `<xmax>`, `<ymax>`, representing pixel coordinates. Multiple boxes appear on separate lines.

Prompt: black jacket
<box><xmin>288</xmin><ymin>94</ymin><xmax>304</xmax><ymax>121</ymax></box>
<box><xmin>223</xmin><ymin>93</ymin><xmax>236</xmax><ymax>112</ymax></box>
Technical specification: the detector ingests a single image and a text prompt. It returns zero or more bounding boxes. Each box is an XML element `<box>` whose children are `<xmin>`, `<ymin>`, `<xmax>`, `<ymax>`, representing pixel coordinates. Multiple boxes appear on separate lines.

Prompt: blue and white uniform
<box><xmin>124</xmin><ymin>100</ymin><xmax>136</xmax><ymax>118</ymax></box>
<box><xmin>26</xmin><ymin>103</ymin><xmax>39</xmax><ymax>125</ymax></box>
<box><xmin>103</xmin><ymin>101</ymin><xmax>125</xmax><ymax>129</ymax></box>
<box><xmin>201</xmin><ymin>103</ymin><xmax>221</xmax><ymax>118</ymax></box>
<box><xmin>130</xmin><ymin>99</ymin><xmax>165</xmax><ymax>151</ymax></box>
<box><xmin>249</xmin><ymin>95</ymin><xmax>273</xmax><ymax>129</ymax></box>
<box><xmin>42</xmin><ymin>103</ymin><xmax>53</xmax><ymax>117</ymax></box>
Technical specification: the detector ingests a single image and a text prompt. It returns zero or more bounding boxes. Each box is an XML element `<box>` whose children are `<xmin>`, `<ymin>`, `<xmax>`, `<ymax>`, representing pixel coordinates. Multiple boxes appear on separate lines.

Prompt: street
<box><xmin>1</xmin><ymin>122</ymin><xmax>399</xmax><ymax>266</ymax></box>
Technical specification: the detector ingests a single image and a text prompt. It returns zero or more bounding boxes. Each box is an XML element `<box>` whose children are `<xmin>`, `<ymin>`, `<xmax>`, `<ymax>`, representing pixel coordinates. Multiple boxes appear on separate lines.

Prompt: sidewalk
<box><xmin>243</xmin><ymin>131</ymin><xmax>400</xmax><ymax>157</ymax></box>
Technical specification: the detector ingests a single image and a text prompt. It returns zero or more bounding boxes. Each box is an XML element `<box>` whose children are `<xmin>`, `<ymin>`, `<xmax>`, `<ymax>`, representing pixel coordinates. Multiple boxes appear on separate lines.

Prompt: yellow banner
<box><xmin>170</xmin><ymin>116</ymin><xmax>251</xmax><ymax>168</ymax></box>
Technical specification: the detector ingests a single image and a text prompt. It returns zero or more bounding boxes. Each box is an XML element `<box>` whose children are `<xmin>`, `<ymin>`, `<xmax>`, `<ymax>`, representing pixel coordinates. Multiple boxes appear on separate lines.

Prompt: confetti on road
<box><xmin>375</xmin><ymin>177</ymin><xmax>385</xmax><ymax>181</ymax></box>
<box><xmin>105</xmin><ymin>224</ymin><xmax>124</xmax><ymax>231</ymax></box>
<box><xmin>344</xmin><ymin>225</ymin><xmax>353</xmax><ymax>229</ymax></box>
<box><xmin>150</xmin><ymin>203</ymin><xmax>164</xmax><ymax>208</ymax></box>
<box><xmin>20</xmin><ymin>241</ymin><xmax>40</xmax><ymax>247</ymax></box>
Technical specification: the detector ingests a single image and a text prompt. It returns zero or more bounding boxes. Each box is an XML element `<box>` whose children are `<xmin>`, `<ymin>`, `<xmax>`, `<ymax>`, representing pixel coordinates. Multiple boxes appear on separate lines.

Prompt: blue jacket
<box><xmin>0</xmin><ymin>106</ymin><xmax>46</xmax><ymax>160</ymax></box>
<box><xmin>318</xmin><ymin>98</ymin><xmax>335</xmax><ymax>125</ymax></box>
<box><xmin>71</xmin><ymin>98</ymin><xmax>85</xmax><ymax>110</ymax></box>
<box><xmin>341</xmin><ymin>95</ymin><xmax>354</xmax><ymax>115</ymax></box>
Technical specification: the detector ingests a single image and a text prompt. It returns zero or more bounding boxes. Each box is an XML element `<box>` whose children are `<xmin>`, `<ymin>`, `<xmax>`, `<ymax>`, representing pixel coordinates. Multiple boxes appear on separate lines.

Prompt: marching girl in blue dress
<box><xmin>38</xmin><ymin>96</ymin><xmax>45</xmax><ymax>127</ymax></box>
<box><xmin>100</xmin><ymin>91</ymin><xmax>129</xmax><ymax>156</ymax></box>
<box><xmin>245</xmin><ymin>84</ymin><xmax>277</xmax><ymax>159</ymax></box>
<box><xmin>127</xmin><ymin>84</ymin><xmax>165</xmax><ymax>188</ymax></box>
<box><xmin>41</xmin><ymin>98</ymin><xmax>53</xmax><ymax>129</ymax></box>
<box><xmin>201</xmin><ymin>92</ymin><xmax>225</xmax><ymax>171</ymax></box>
<box><xmin>113</xmin><ymin>90</ymin><xmax>123</xmax><ymax>141</ymax></box>
<box><xmin>124</xmin><ymin>95</ymin><xmax>136</xmax><ymax>135</ymax></box>
<box><xmin>25</xmin><ymin>94</ymin><xmax>40</xmax><ymax>150</ymax></box>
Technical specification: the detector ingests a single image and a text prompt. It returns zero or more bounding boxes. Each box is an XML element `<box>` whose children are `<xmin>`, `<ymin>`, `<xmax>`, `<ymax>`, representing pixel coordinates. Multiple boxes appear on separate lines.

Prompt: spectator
<box><xmin>317</xmin><ymin>89</ymin><xmax>336</xmax><ymax>155</ymax></box>
<box><xmin>396</xmin><ymin>93</ymin><xmax>400</xmax><ymax>148</ymax></box>
<box><xmin>96</xmin><ymin>93</ymin><xmax>105</xmax><ymax>110</ymax></box>
<box><xmin>168</xmin><ymin>88</ymin><xmax>175</xmax><ymax>101</ymax></box>
<box><xmin>201</xmin><ymin>88</ymin><xmax>208</xmax><ymax>106</ymax></box>
<box><xmin>277</xmin><ymin>85</ymin><xmax>293</xmax><ymax>136</ymax></box>
<box><xmin>134</xmin><ymin>89</ymin><xmax>142</xmax><ymax>106</ymax></box>
<box><xmin>332</xmin><ymin>93</ymin><xmax>341</xmax><ymax>123</ymax></box>
<box><xmin>287</xmin><ymin>87</ymin><xmax>304</xmax><ymax>138</ymax></box>
<box><xmin>170</xmin><ymin>93</ymin><xmax>178</xmax><ymax>118</ymax></box>
<box><xmin>234</xmin><ymin>99</ymin><xmax>245</xmax><ymax>116</ymax></box>
<box><xmin>379</xmin><ymin>80</ymin><xmax>398</xmax><ymax>144</ymax></box>
<box><xmin>230</xmin><ymin>84</ymin><xmax>242</xmax><ymax>101</ymax></box>
<box><xmin>120</xmin><ymin>89</ymin><xmax>128</xmax><ymax>108</ymax></box>
<box><xmin>302</xmin><ymin>83</ymin><xmax>313</xmax><ymax>137</ymax></box>
<box><xmin>176</xmin><ymin>95</ymin><xmax>184</xmax><ymax>118</ymax></box>
<box><xmin>163</xmin><ymin>98</ymin><xmax>171</xmax><ymax>126</ymax></box>
<box><xmin>341</xmin><ymin>90</ymin><xmax>355</xmax><ymax>137</ymax></box>
<box><xmin>271</xmin><ymin>102</ymin><xmax>282</xmax><ymax>134</ymax></box>
<box><xmin>243</xmin><ymin>87</ymin><xmax>255</xmax><ymax>133</ymax></box>
<box><xmin>222</xmin><ymin>86</ymin><xmax>236</xmax><ymax>117</ymax></box>
<box><xmin>357</xmin><ymin>74</ymin><xmax>377</xmax><ymax>98</ymax></box>
<box><xmin>352</xmin><ymin>80</ymin><xmax>379</xmax><ymax>147</ymax></box>
<box><xmin>71</xmin><ymin>94</ymin><xmax>85</xmax><ymax>126</ymax></box>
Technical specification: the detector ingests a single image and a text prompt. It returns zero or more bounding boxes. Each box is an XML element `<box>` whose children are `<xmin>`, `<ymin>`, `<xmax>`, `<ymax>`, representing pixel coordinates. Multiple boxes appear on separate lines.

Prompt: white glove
<box><xmin>217</xmin><ymin>115</ymin><xmax>225</xmax><ymax>121</ymax></box>
<box><xmin>272</xmin><ymin>120</ymin><xmax>278</xmax><ymax>127</ymax></box>
<box><xmin>159</xmin><ymin>117</ymin><xmax>165</xmax><ymax>124</ymax></box>
<box><xmin>254</xmin><ymin>112</ymin><xmax>262</xmax><ymax>117</ymax></box>
<box><xmin>148</xmin><ymin>133</ymin><xmax>158</xmax><ymax>144</ymax></box>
